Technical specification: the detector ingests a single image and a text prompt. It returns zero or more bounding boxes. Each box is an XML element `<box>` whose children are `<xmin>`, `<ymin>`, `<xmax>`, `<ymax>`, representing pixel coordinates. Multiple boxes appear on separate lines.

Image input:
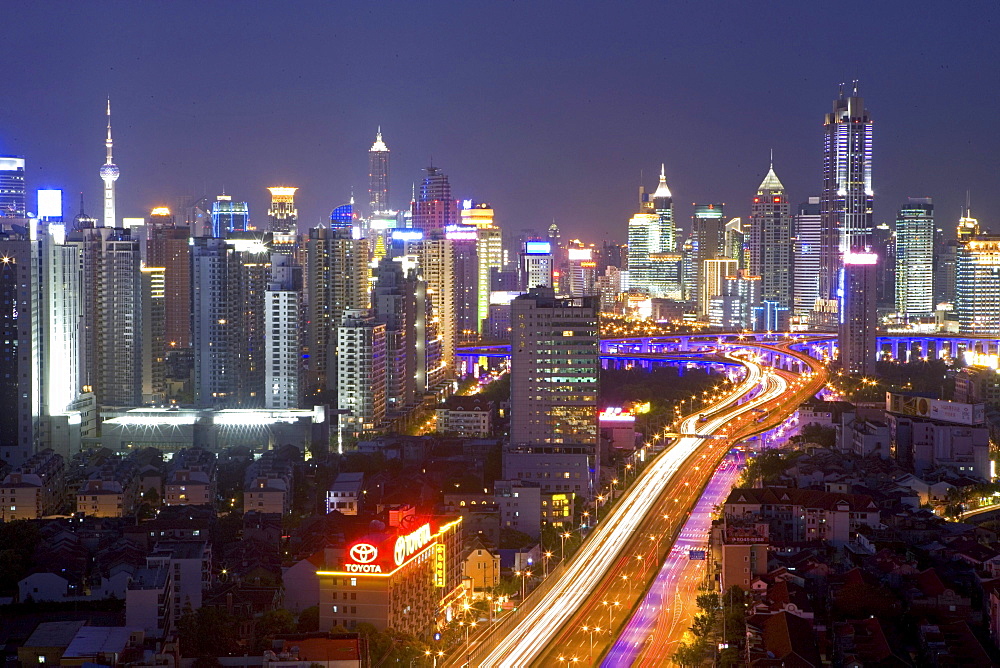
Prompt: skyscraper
<box><xmin>411</xmin><ymin>166</ymin><xmax>456</xmax><ymax>232</ymax></box>
<box><xmin>99</xmin><ymin>100</ymin><xmax>120</xmax><ymax>228</ymax></box>
<box><xmin>652</xmin><ymin>164</ymin><xmax>675</xmax><ymax>252</ymax></box>
<box><xmin>895</xmin><ymin>198</ymin><xmax>934</xmax><ymax>318</ymax></box>
<box><xmin>792</xmin><ymin>197</ymin><xmax>822</xmax><ymax>319</ymax></box>
<box><xmin>368</xmin><ymin>129</ymin><xmax>389</xmax><ymax>214</ymax></box>
<box><xmin>0</xmin><ymin>156</ymin><xmax>26</xmax><ymax>218</ymax></box>
<box><xmin>265</xmin><ymin>253</ymin><xmax>301</xmax><ymax>409</ymax></box>
<box><xmin>505</xmin><ymin>286</ymin><xmax>600</xmax><ymax>498</ymax></box>
<box><xmin>460</xmin><ymin>202</ymin><xmax>503</xmax><ymax>335</ymax></box>
<box><xmin>820</xmin><ymin>83</ymin><xmax>873</xmax><ymax>303</ymax></box>
<box><xmin>839</xmin><ymin>253</ymin><xmax>878</xmax><ymax>375</ymax></box>
<box><xmin>748</xmin><ymin>161</ymin><xmax>793</xmax><ymax>309</ymax></box>
<box><xmin>337</xmin><ymin>310</ymin><xmax>387</xmax><ymax>439</ymax></box>
<box><xmin>267</xmin><ymin>187</ymin><xmax>298</xmax><ymax>234</ymax></box>
<box><xmin>305</xmin><ymin>227</ymin><xmax>370</xmax><ymax>394</ymax></box>
<box><xmin>957</xmin><ymin>237</ymin><xmax>1000</xmax><ymax>335</ymax></box>
<box><xmin>146</xmin><ymin>208</ymin><xmax>191</xmax><ymax>350</ymax></box>
<box><xmin>700</xmin><ymin>258</ymin><xmax>738</xmax><ymax>318</ymax></box>
<box><xmin>0</xmin><ymin>230</ymin><xmax>41</xmax><ymax>466</ymax></box>
<box><xmin>691</xmin><ymin>204</ymin><xmax>726</xmax><ymax>314</ymax></box>
<box><xmin>211</xmin><ymin>195</ymin><xmax>250</xmax><ymax>237</ymax></box>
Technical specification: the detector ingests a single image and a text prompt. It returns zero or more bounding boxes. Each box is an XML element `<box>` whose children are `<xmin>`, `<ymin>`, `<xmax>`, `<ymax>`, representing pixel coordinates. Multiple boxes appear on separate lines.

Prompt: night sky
<box><xmin>3</xmin><ymin>1</ymin><xmax>998</xmax><ymax>241</ymax></box>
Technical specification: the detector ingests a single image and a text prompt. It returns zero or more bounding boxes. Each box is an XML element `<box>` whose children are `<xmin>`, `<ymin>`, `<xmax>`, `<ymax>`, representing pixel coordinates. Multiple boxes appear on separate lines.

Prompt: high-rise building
<box><xmin>265</xmin><ymin>253</ymin><xmax>301</xmax><ymax>409</ymax></box>
<box><xmin>957</xmin><ymin>237</ymin><xmax>1000</xmax><ymax>335</ymax></box>
<box><xmin>565</xmin><ymin>244</ymin><xmax>598</xmax><ymax>297</ymax></box>
<box><xmin>411</xmin><ymin>166</ymin><xmax>456</xmax><ymax>233</ymax></box>
<box><xmin>373</xmin><ymin>256</ymin><xmax>419</xmax><ymax>411</ymax></box>
<box><xmin>792</xmin><ymin>197</ymin><xmax>822</xmax><ymax>319</ymax></box>
<box><xmin>895</xmin><ymin>198</ymin><xmax>934</xmax><ymax>318</ymax></box>
<box><xmin>305</xmin><ymin>227</ymin><xmax>370</xmax><ymax>394</ymax></box>
<box><xmin>460</xmin><ymin>202</ymin><xmax>503</xmax><ymax>335</ymax></box>
<box><xmin>99</xmin><ymin>100</ymin><xmax>120</xmax><ymax>228</ymax></box>
<box><xmin>820</xmin><ymin>84</ymin><xmax>873</xmax><ymax>303</ymax></box>
<box><xmin>68</xmin><ymin>226</ymin><xmax>142</xmax><ymax>407</ymax></box>
<box><xmin>140</xmin><ymin>266</ymin><xmax>166</xmax><ymax>404</ymax></box>
<box><xmin>626</xmin><ymin>212</ymin><xmax>659</xmax><ymax>293</ymax></box>
<box><xmin>652</xmin><ymin>164</ymin><xmax>675</xmax><ymax>253</ymax></box>
<box><xmin>725</xmin><ymin>218</ymin><xmax>745</xmax><ymax>271</ymax></box>
<box><xmin>0</xmin><ymin>230</ymin><xmax>41</xmax><ymax>467</ymax></box>
<box><xmin>337</xmin><ymin>310</ymin><xmax>386</xmax><ymax>439</ymax></box>
<box><xmin>520</xmin><ymin>240</ymin><xmax>554</xmax><ymax>290</ymax></box>
<box><xmin>211</xmin><ymin>195</ymin><xmax>250</xmax><ymax>237</ymax></box>
<box><xmin>190</xmin><ymin>234</ymin><xmax>272</xmax><ymax>407</ymax></box>
<box><xmin>369</xmin><ymin>129</ymin><xmax>389</xmax><ymax>214</ymax></box>
<box><xmin>146</xmin><ymin>209</ymin><xmax>191</xmax><ymax>350</ymax></box>
<box><xmin>0</xmin><ymin>156</ymin><xmax>26</xmax><ymax>218</ymax></box>
<box><xmin>416</xmin><ymin>235</ymin><xmax>456</xmax><ymax>379</ymax></box>
<box><xmin>839</xmin><ymin>253</ymin><xmax>878</xmax><ymax>375</ymax></box>
<box><xmin>505</xmin><ymin>287</ymin><xmax>600</xmax><ymax>498</ymax></box>
<box><xmin>691</xmin><ymin>204</ymin><xmax>726</xmax><ymax>313</ymax></box>
<box><xmin>700</xmin><ymin>258</ymin><xmax>738</xmax><ymax>317</ymax></box>
<box><xmin>267</xmin><ymin>187</ymin><xmax>298</xmax><ymax>234</ymax></box>
<box><xmin>748</xmin><ymin>162</ymin><xmax>793</xmax><ymax>309</ymax></box>
<box><xmin>447</xmin><ymin>223</ymin><xmax>480</xmax><ymax>341</ymax></box>
<box><xmin>871</xmin><ymin>222</ymin><xmax>895</xmax><ymax>311</ymax></box>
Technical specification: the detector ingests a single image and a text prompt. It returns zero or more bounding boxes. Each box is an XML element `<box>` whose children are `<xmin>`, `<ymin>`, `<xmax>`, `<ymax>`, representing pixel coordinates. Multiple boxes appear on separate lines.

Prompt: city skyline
<box><xmin>2</xmin><ymin>1</ymin><xmax>997</xmax><ymax>241</ymax></box>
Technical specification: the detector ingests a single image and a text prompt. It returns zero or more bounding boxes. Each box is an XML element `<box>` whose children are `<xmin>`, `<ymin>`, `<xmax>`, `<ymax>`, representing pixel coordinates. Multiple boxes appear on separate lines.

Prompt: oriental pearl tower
<box><xmin>99</xmin><ymin>99</ymin><xmax>119</xmax><ymax>228</ymax></box>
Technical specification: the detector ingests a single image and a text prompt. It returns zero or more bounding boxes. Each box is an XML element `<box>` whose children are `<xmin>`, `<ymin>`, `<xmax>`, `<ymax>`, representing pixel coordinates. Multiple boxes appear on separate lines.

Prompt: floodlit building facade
<box><xmin>895</xmin><ymin>197</ymin><xmax>934</xmax><ymax>318</ymax></box>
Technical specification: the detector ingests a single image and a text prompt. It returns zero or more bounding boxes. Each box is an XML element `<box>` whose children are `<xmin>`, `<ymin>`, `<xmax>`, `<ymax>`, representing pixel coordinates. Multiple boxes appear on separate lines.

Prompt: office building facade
<box><xmin>895</xmin><ymin>198</ymin><xmax>934</xmax><ymax>318</ymax></box>
<box><xmin>748</xmin><ymin>163</ymin><xmax>793</xmax><ymax>309</ymax></box>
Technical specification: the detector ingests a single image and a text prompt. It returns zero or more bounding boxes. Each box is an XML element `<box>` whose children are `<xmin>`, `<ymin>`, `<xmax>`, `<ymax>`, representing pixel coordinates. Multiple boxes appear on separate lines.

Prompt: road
<box><xmin>465</xmin><ymin>349</ymin><xmax>808</xmax><ymax>667</ymax></box>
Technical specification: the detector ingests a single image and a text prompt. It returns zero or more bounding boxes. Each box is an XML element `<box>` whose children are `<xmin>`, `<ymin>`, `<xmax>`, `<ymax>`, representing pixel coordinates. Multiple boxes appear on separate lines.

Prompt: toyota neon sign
<box><xmin>346</xmin><ymin>542</ymin><xmax>382</xmax><ymax>573</ymax></box>
<box><xmin>394</xmin><ymin>523</ymin><xmax>433</xmax><ymax>565</ymax></box>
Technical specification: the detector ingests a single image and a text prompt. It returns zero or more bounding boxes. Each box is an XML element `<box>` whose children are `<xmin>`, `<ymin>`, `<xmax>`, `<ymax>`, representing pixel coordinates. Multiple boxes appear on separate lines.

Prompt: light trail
<box><xmin>478</xmin><ymin>354</ymin><xmax>787</xmax><ymax>667</ymax></box>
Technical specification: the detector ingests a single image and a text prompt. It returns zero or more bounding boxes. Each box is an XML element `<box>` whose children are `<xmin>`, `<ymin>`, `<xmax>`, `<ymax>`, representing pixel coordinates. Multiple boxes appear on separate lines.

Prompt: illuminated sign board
<box><xmin>37</xmin><ymin>189</ymin><xmax>62</xmax><ymax>220</ymax></box>
<box><xmin>392</xmin><ymin>230</ymin><xmax>423</xmax><ymax>242</ymax></box>
<box><xmin>964</xmin><ymin>351</ymin><xmax>1000</xmax><ymax>369</ymax></box>
<box><xmin>445</xmin><ymin>225</ymin><xmax>478</xmax><ymax>241</ymax></box>
<box><xmin>524</xmin><ymin>241</ymin><xmax>551</xmax><ymax>254</ymax></box>
<box><xmin>885</xmin><ymin>392</ymin><xmax>984</xmax><ymax>426</ymax></box>
<box><xmin>580</xmin><ymin>261</ymin><xmax>597</xmax><ymax>268</ymax></box>
<box><xmin>394</xmin><ymin>523</ymin><xmax>433</xmax><ymax>565</ymax></box>
<box><xmin>599</xmin><ymin>407</ymin><xmax>636</xmax><ymax>423</ymax></box>
<box><xmin>567</xmin><ymin>248</ymin><xmax>592</xmax><ymax>261</ymax></box>
<box><xmin>346</xmin><ymin>542</ymin><xmax>382</xmax><ymax>572</ymax></box>
<box><xmin>843</xmin><ymin>252</ymin><xmax>878</xmax><ymax>266</ymax></box>
<box><xmin>433</xmin><ymin>543</ymin><xmax>446</xmax><ymax>587</ymax></box>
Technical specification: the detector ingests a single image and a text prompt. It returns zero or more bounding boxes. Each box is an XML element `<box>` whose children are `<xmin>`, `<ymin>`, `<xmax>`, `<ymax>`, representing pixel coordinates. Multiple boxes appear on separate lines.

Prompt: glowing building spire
<box><xmin>368</xmin><ymin>127</ymin><xmax>389</xmax><ymax>214</ymax></box>
<box><xmin>99</xmin><ymin>98</ymin><xmax>120</xmax><ymax>227</ymax></box>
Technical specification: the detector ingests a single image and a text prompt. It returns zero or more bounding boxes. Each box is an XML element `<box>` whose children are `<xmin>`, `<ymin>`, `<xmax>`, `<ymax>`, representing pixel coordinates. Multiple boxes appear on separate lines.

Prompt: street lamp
<box><xmin>581</xmin><ymin>625</ymin><xmax>603</xmax><ymax>660</ymax></box>
<box><xmin>424</xmin><ymin>650</ymin><xmax>444</xmax><ymax>667</ymax></box>
<box><xmin>544</xmin><ymin>551</ymin><xmax>553</xmax><ymax>577</ymax></box>
<box><xmin>560</xmin><ymin>532</ymin><xmax>571</xmax><ymax>561</ymax></box>
<box><xmin>603</xmin><ymin>599</ymin><xmax>621</xmax><ymax>627</ymax></box>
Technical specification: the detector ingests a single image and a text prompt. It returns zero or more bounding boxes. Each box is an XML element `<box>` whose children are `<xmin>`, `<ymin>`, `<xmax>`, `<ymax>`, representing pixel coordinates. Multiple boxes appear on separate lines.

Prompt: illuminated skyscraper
<box><xmin>305</xmin><ymin>227</ymin><xmax>370</xmax><ymax>393</ymax></box>
<box><xmin>895</xmin><ymin>198</ymin><xmax>934</xmax><ymax>318</ymax></box>
<box><xmin>748</xmin><ymin>161</ymin><xmax>793</xmax><ymax>309</ymax></box>
<box><xmin>211</xmin><ymin>195</ymin><xmax>250</xmax><ymax>237</ymax></box>
<box><xmin>337</xmin><ymin>310</ymin><xmax>386</xmax><ymax>439</ymax></box>
<box><xmin>368</xmin><ymin>129</ymin><xmax>389</xmax><ymax>214</ymax></box>
<box><xmin>793</xmin><ymin>197</ymin><xmax>822</xmax><ymax>318</ymax></box>
<box><xmin>505</xmin><ymin>286</ymin><xmax>600</xmax><ymax>498</ymax></box>
<box><xmin>460</xmin><ymin>202</ymin><xmax>503</xmax><ymax>334</ymax></box>
<box><xmin>99</xmin><ymin>100</ymin><xmax>120</xmax><ymax>228</ymax></box>
<box><xmin>652</xmin><ymin>164</ymin><xmax>675</xmax><ymax>252</ymax></box>
<box><xmin>820</xmin><ymin>83</ymin><xmax>873</xmax><ymax>305</ymax></box>
<box><xmin>0</xmin><ymin>156</ymin><xmax>26</xmax><ymax>218</ymax></box>
<box><xmin>146</xmin><ymin>208</ymin><xmax>191</xmax><ymax>349</ymax></box>
<box><xmin>520</xmin><ymin>240</ymin><xmax>554</xmax><ymax>290</ymax></box>
<box><xmin>267</xmin><ymin>187</ymin><xmax>298</xmax><ymax>234</ymax></box>
<box><xmin>411</xmin><ymin>166</ymin><xmax>456</xmax><ymax>232</ymax></box>
<box><xmin>957</xmin><ymin>237</ymin><xmax>1000</xmax><ymax>335</ymax></box>
<box><xmin>266</xmin><ymin>253</ymin><xmax>301</xmax><ymax>409</ymax></box>
<box><xmin>839</xmin><ymin>253</ymin><xmax>878</xmax><ymax>375</ymax></box>
<box><xmin>691</xmin><ymin>204</ymin><xmax>726</xmax><ymax>313</ymax></box>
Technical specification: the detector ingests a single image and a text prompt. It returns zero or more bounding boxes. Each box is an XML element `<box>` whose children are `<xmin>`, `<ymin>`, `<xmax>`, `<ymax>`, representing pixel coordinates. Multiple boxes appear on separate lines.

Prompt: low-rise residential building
<box><xmin>494</xmin><ymin>479</ymin><xmax>542</xmax><ymax>539</ymax></box>
<box><xmin>436</xmin><ymin>396</ymin><xmax>494</xmax><ymax>437</ymax></box>
<box><xmin>723</xmin><ymin>487</ymin><xmax>880</xmax><ymax>547</ymax></box>
<box><xmin>0</xmin><ymin>449</ymin><xmax>65</xmax><ymax>520</ymax></box>
<box><xmin>326</xmin><ymin>472</ymin><xmax>364</xmax><ymax>515</ymax></box>
<box><xmin>164</xmin><ymin>448</ymin><xmax>217</xmax><ymax>506</ymax></box>
<box><xmin>463</xmin><ymin>538</ymin><xmax>500</xmax><ymax>592</ymax></box>
<box><xmin>76</xmin><ymin>479</ymin><xmax>128</xmax><ymax>517</ymax></box>
<box><xmin>888</xmin><ymin>412</ymin><xmax>990</xmax><ymax>480</ymax></box>
<box><xmin>17</xmin><ymin>621</ymin><xmax>87</xmax><ymax>667</ymax></box>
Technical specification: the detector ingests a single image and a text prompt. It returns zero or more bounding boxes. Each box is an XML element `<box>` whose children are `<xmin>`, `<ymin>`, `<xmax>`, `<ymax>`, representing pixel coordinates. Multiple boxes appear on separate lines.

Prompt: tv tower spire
<box><xmin>99</xmin><ymin>98</ymin><xmax>120</xmax><ymax>227</ymax></box>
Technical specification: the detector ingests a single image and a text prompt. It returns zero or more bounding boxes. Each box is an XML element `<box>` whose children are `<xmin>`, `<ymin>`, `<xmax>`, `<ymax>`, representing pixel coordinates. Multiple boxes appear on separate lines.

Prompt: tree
<box><xmin>254</xmin><ymin>609</ymin><xmax>297</xmax><ymax>652</ymax></box>
<box><xmin>297</xmin><ymin>606</ymin><xmax>319</xmax><ymax>633</ymax></box>
<box><xmin>177</xmin><ymin>607</ymin><xmax>241</xmax><ymax>657</ymax></box>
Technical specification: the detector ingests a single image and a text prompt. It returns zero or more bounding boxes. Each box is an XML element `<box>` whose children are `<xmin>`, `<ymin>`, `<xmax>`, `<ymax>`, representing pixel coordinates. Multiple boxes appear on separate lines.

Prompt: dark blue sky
<box><xmin>3</xmin><ymin>1</ymin><xmax>998</xmax><ymax>241</ymax></box>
